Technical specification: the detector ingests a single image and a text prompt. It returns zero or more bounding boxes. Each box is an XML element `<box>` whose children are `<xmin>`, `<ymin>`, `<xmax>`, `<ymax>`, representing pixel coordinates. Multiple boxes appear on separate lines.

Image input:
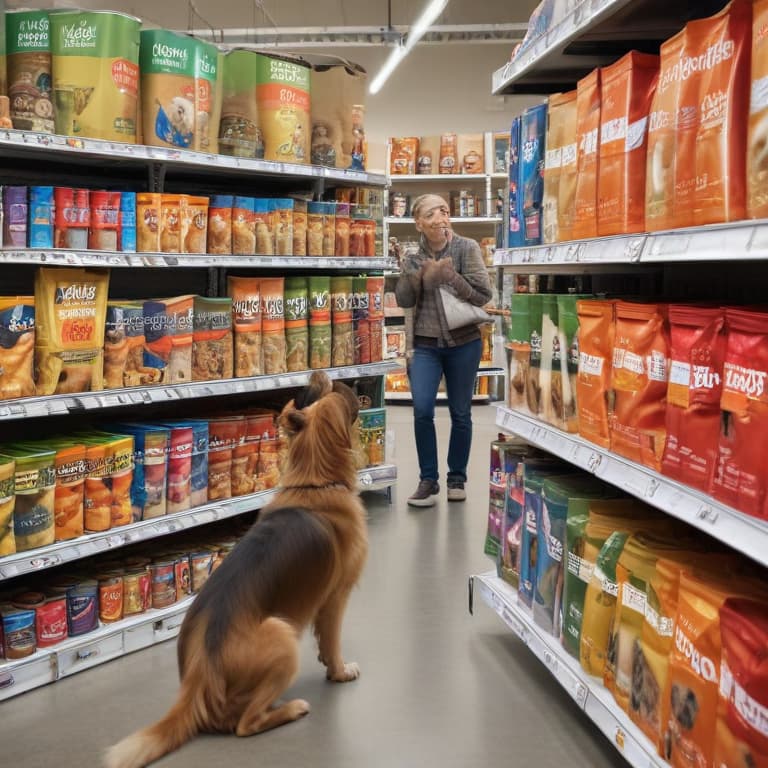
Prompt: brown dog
<box><xmin>104</xmin><ymin>372</ymin><xmax>368</xmax><ymax>768</ymax></box>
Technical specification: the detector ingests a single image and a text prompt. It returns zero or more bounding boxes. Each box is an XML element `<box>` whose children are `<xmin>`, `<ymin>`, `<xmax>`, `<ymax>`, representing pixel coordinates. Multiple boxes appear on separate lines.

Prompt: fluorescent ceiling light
<box><xmin>369</xmin><ymin>0</ymin><xmax>450</xmax><ymax>94</ymax></box>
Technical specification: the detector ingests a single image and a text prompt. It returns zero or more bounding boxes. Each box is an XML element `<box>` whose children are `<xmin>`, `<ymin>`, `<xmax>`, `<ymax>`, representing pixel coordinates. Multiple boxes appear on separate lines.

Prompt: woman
<box><xmin>395</xmin><ymin>194</ymin><xmax>492</xmax><ymax>507</ymax></box>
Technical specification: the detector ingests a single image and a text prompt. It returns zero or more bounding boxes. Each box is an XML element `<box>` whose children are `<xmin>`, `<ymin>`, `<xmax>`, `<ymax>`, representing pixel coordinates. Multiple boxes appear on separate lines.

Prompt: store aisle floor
<box><xmin>2</xmin><ymin>404</ymin><xmax>624</xmax><ymax>768</ymax></box>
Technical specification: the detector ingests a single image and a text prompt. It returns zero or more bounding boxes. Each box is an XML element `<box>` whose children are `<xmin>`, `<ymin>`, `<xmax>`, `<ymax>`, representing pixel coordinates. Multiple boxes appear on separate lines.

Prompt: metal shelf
<box><xmin>0</xmin><ymin>464</ymin><xmax>397</xmax><ymax>582</ymax></box>
<box><xmin>0</xmin><ymin>129</ymin><xmax>387</xmax><ymax>187</ymax></box>
<box><xmin>491</xmin><ymin>0</ymin><xmax>698</xmax><ymax>95</ymax></box>
<box><xmin>495</xmin><ymin>406</ymin><xmax>768</xmax><ymax>568</ymax></box>
<box><xmin>470</xmin><ymin>572</ymin><xmax>667</xmax><ymax>768</ymax></box>
<box><xmin>0</xmin><ymin>249</ymin><xmax>397</xmax><ymax>271</ymax></box>
<box><xmin>0</xmin><ymin>362</ymin><xmax>401</xmax><ymax>423</ymax></box>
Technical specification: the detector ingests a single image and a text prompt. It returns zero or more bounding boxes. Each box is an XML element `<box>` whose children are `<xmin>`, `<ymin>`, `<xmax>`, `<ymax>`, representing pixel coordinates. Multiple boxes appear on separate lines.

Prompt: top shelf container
<box><xmin>492</xmin><ymin>0</ymin><xmax>725</xmax><ymax>95</ymax></box>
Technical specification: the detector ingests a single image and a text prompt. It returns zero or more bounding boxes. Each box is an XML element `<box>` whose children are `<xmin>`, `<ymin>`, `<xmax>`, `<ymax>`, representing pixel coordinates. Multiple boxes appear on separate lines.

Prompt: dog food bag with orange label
<box><xmin>51</xmin><ymin>442</ymin><xmax>86</xmax><ymax>541</ymax></box>
<box><xmin>231</xmin><ymin>196</ymin><xmax>256</xmax><ymax>255</ymax></box>
<box><xmin>543</xmin><ymin>90</ymin><xmax>577</xmax><ymax>244</ymax></box>
<box><xmin>715</xmin><ymin>598</ymin><xmax>768</xmax><ymax>768</ymax></box>
<box><xmin>34</xmin><ymin>268</ymin><xmax>109</xmax><ymax>396</ymax></box>
<box><xmin>104</xmin><ymin>434</ymin><xmax>134</xmax><ymax>527</ymax></box>
<box><xmin>260</xmin><ymin>277</ymin><xmax>286</xmax><ymax>375</ymax></box>
<box><xmin>228</xmin><ymin>277</ymin><xmax>262</xmax><ymax>377</ymax></box>
<box><xmin>662</xmin><ymin>306</ymin><xmax>726</xmax><ymax>491</ymax></box>
<box><xmin>574</xmin><ymin>69</ymin><xmax>601</xmax><ymax>240</ymax></box>
<box><xmin>748</xmin><ymin>0</ymin><xmax>768</xmax><ymax>219</ymax></box>
<box><xmin>694</xmin><ymin>0</ymin><xmax>751</xmax><ymax>226</ymax></box>
<box><xmin>598</xmin><ymin>52</ymin><xmax>659</xmax><ymax>237</ymax></box>
<box><xmin>207</xmin><ymin>195</ymin><xmax>233</xmax><ymax>255</ymax></box>
<box><xmin>136</xmin><ymin>192</ymin><xmax>161</xmax><ymax>252</ymax></box>
<box><xmin>712</xmin><ymin>308</ymin><xmax>768</xmax><ymax>518</ymax></box>
<box><xmin>159</xmin><ymin>194</ymin><xmax>182</xmax><ymax>254</ymax></box>
<box><xmin>79</xmin><ymin>440</ymin><xmax>110</xmax><ymax>532</ymax></box>
<box><xmin>577</xmin><ymin>299</ymin><xmax>615</xmax><ymax>448</ymax></box>
<box><xmin>610</xmin><ymin>302</ymin><xmax>669</xmax><ymax>471</ymax></box>
<box><xmin>252</xmin><ymin>199</ymin><xmax>274</xmax><ymax>256</ymax></box>
<box><xmin>182</xmin><ymin>195</ymin><xmax>209</xmax><ymax>254</ymax></box>
<box><xmin>0</xmin><ymin>297</ymin><xmax>35</xmax><ymax>401</ymax></box>
<box><xmin>646</xmin><ymin>29</ymin><xmax>686</xmax><ymax>232</ymax></box>
<box><xmin>207</xmin><ymin>417</ymin><xmax>240</xmax><ymax>501</ymax></box>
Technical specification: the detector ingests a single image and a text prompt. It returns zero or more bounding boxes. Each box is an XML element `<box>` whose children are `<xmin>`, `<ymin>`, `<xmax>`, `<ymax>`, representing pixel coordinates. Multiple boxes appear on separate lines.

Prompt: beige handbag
<box><xmin>438</xmin><ymin>286</ymin><xmax>490</xmax><ymax>330</ymax></box>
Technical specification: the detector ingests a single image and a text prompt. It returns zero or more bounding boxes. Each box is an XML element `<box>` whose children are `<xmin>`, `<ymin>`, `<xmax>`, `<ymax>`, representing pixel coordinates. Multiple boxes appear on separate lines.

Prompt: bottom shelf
<box><xmin>470</xmin><ymin>571</ymin><xmax>667</xmax><ymax>768</ymax></box>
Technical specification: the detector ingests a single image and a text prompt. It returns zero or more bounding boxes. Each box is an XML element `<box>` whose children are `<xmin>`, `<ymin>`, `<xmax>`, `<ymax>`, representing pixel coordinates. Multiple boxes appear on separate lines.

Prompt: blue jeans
<box><xmin>407</xmin><ymin>338</ymin><xmax>483</xmax><ymax>484</ymax></box>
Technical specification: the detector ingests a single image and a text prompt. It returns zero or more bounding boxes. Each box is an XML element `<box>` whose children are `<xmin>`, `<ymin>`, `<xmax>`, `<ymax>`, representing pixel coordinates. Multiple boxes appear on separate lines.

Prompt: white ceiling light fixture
<box><xmin>369</xmin><ymin>0</ymin><xmax>450</xmax><ymax>95</ymax></box>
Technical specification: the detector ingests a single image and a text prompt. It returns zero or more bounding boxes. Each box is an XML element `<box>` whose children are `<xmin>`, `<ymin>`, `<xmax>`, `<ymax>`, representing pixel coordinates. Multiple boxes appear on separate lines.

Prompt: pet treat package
<box><xmin>219</xmin><ymin>49</ymin><xmax>262</xmax><ymax>159</ymax></box>
<box><xmin>694</xmin><ymin>0</ymin><xmax>751</xmax><ymax>226</ymax></box>
<box><xmin>506</xmin><ymin>294</ymin><xmax>533</xmax><ymax>414</ymax></box>
<box><xmin>228</xmin><ymin>277</ymin><xmax>262</xmax><ymax>377</ymax></box>
<box><xmin>307</xmin><ymin>202</ymin><xmax>324</xmax><ymax>257</ymax></box>
<box><xmin>232</xmin><ymin>418</ymin><xmax>257</xmax><ymax>497</ymax></box>
<box><xmin>543</xmin><ymin>89</ymin><xmax>577</xmax><ymax>244</ymax></box>
<box><xmin>140</xmin><ymin>30</ymin><xmax>219</xmax><ymax>152</ymax></box>
<box><xmin>192</xmin><ymin>297</ymin><xmax>233</xmax><ymax>382</ymax></box>
<box><xmin>0</xmin><ymin>456</ymin><xmax>15</xmax><ymax>556</ymax></box>
<box><xmin>574</xmin><ymin>68</ymin><xmax>602</xmax><ymax>240</ymax></box>
<box><xmin>526</xmin><ymin>294</ymin><xmax>544</xmax><ymax>417</ymax></box>
<box><xmin>309</xmin><ymin>276</ymin><xmax>332</xmax><ymax>370</ymax></box>
<box><xmin>89</xmin><ymin>190</ymin><xmax>121</xmax><ymax>251</ymax></box>
<box><xmin>576</xmin><ymin>299</ymin><xmax>615</xmax><ymax>449</ymax></box>
<box><xmin>119</xmin><ymin>192</ymin><xmax>136</xmax><ymax>253</ymax></box>
<box><xmin>49</xmin><ymin>442</ymin><xmax>86</xmax><ymax>541</ymax></box>
<box><xmin>597</xmin><ymin>52</ymin><xmax>659</xmax><ymax>237</ymax></box>
<box><xmin>136</xmin><ymin>193</ymin><xmax>161</xmax><ymax>252</ymax></box>
<box><xmin>538</xmin><ymin>295</ymin><xmax>559</xmax><ymax>427</ymax></box>
<box><xmin>164</xmin><ymin>424</ymin><xmax>193</xmax><ymax>513</ymax></box>
<box><xmin>161</xmin><ymin>420</ymin><xmax>208</xmax><ymax>507</ymax></box>
<box><xmin>610</xmin><ymin>301</ymin><xmax>669</xmax><ymax>471</ymax></box>
<box><xmin>97</xmin><ymin>434</ymin><xmax>134</xmax><ymax>527</ymax></box>
<box><xmin>159</xmin><ymin>194</ymin><xmax>182</xmax><ymax>254</ymax></box>
<box><xmin>293</xmin><ymin>199</ymin><xmax>307</xmax><ymax>256</ymax></box>
<box><xmin>182</xmin><ymin>195</ymin><xmax>208</xmax><ymax>254</ymax></box>
<box><xmin>232</xmin><ymin>197</ymin><xmax>256</xmax><ymax>255</ymax></box>
<box><xmin>508</xmin><ymin>116</ymin><xmax>524</xmax><ymax>247</ymax></box>
<box><xmin>748</xmin><ymin>0</ymin><xmax>768</xmax><ymax>219</ymax></box>
<box><xmin>103</xmin><ymin>301</ymin><xmax>155</xmax><ymax>389</ymax></box>
<box><xmin>3</xmin><ymin>186</ymin><xmax>28</xmax><ymax>247</ymax></box>
<box><xmin>0</xmin><ymin>297</ymin><xmax>35</xmax><ymax>401</ymax></box>
<box><xmin>142</xmin><ymin>295</ymin><xmax>194</xmax><ymax>385</ymax></box>
<box><xmin>323</xmin><ymin>202</ymin><xmax>337</xmax><ymax>258</ymax></box>
<box><xmin>520</xmin><ymin>104</ymin><xmax>547</xmax><ymax>246</ymax></box>
<box><xmin>207</xmin><ymin>195</ymin><xmax>233</xmax><ymax>255</ymax></box>
<box><xmin>712</xmin><ymin>308</ymin><xmax>768</xmax><ymax>518</ymax></box>
<box><xmin>331</xmin><ymin>276</ymin><xmax>354</xmax><ymax>368</ymax></box>
<box><xmin>34</xmin><ymin>268</ymin><xmax>109</xmax><ymax>395</ymax></box>
<box><xmin>272</xmin><ymin>199</ymin><xmax>294</xmax><ymax>257</ymax></box>
<box><xmin>714</xmin><ymin>598</ymin><xmax>768</xmax><ymax>768</ymax></box>
<box><xmin>662</xmin><ymin>306</ymin><xmax>726</xmax><ymax>492</ymax></box>
<box><xmin>28</xmin><ymin>185</ymin><xmax>53</xmax><ymax>248</ymax></box>
<box><xmin>54</xmin><ymin>187</ymin><xmax>90</xmax><ymax>250</ymax></box>
<box><xmin>260</xmin><ymin>277</ymin><xmax>286</xmax><ymax>375</ymax></box>
<box><xmin>252</xmin><ymin>199</ymin><xmax>274</xmax><ymax>256</ymax></box>
<box><xmin>534</xmin><ymin>476</ymin><xmax>611</xmax><ymax>636</ymax></box>
<box><xmin>557</xmin><ymin>295</ymin><xmax>585</xmax><ymax>433</ymax></box>
<box><xmin>207</xmin><ymin>417</ymin><xmax>240</xmax><ymax>501</ymax></box>
<box><xmin>284</xmin><ymin>277</ymin><xmax>309</xmax><ymax>373</ymax></box>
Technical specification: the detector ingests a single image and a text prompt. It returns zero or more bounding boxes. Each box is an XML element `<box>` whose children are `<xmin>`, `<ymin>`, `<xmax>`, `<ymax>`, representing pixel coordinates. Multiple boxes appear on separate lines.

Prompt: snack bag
<box><xmin>0</xmin><ymin>297</ymin><xmax>35</xmax><ymax>400</ymax></box>
<box><xmin>228</xmin><ymin>277</ymin><xmax>262</xmax><ymax>377</ymax></box>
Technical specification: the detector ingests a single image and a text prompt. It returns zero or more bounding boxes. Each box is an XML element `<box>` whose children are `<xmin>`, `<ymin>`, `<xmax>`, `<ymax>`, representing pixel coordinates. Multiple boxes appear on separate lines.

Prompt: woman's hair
<box><xmin>411</xmin><ymin>194</ymin><xmax>449</xmax><ymax>220</ymax></box>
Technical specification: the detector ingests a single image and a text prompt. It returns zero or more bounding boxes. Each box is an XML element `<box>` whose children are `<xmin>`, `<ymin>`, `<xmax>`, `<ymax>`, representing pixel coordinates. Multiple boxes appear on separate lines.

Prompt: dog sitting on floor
<box><xmin>104</xmin><ymin>372</ymin><xmax>368</xmax><ymax>768</ymax></box>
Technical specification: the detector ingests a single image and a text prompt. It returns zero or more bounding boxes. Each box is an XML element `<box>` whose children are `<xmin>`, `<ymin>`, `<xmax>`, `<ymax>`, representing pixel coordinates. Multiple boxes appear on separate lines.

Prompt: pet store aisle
<box><xmin>0</xmin><ymin>404</ymin><xmax>624</xmax><ymax>768</ymax></box>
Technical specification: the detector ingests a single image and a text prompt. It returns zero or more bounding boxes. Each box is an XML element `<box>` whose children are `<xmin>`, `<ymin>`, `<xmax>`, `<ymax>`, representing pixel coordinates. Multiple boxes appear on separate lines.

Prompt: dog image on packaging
<box><xmin>104</xmin><ymin>371</ymin><xmax>368</xmax><ymax>768</ymax></box>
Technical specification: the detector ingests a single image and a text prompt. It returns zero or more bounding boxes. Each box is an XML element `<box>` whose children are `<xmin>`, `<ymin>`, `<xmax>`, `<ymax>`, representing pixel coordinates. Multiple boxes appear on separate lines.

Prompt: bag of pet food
<box><xmin>712</xmin><ymin>308</ymin><xmax>768</xmax><ymax>518</ymax></box>
<box><xmin>0</xmin><ymin>456</ymin><xmax>15</xmax><ymax>556</ymax></box>
<box><xmin>693</xmin><ymin>0</ymin><xmax>751</xmax><ymax>227</ymax></box>
<box><xmin>662</xmin><ymin>306</ymin><xmax>726</xmax><ymax>491</ymax></box>
<box><xmin>160</xmin><ymin>420</ymin><xmax>207</xmax><ymax>508</ymax></box>
<box><xmin>520</xmin><ymin>104</ymin><xmax>547</xmax><ymax>246</ymax></box>
<box><xmin>284</xmin><ymin>277</ymin><xmax>309</xmax><ymax>373</ymax></box>
<box><xmin>486</xmin><ymin>436</ymin><xmax>529</xmax><ymax>560</ymax></box>
<box><xmin>182</xmin><ymin>195</ymin><xmax>208</xmax><ymax>254</ymax></box>
<box><xmin>714</xmin><ymin>598</ymin><xmax>768</xmax><ymax>768</ymax></box>
<box><xmin>34</xmin><ymin>268</ymin><xmax>109</xmax><ymax>395</ymax></box>
<box><xmin>331</xmin><ymin>276</ymin><xmax>354</xmax><ymax>368</ymax></box>
<box><xmin>309</xmin><ymin>276</ymin><xmax>332</xmax><ymax>369</ymax></box>
<box><xmin>577</xmin><ymin>299</ymin><xmax>615</xmax><ymax>449</ymax></box>
<box><xmin>162</xmin><ymin>424</ymin><xmax>192</xmax><ymax>513</ymax></box>
<box><xmin>50</xmin><ymin>442</ymin><xmax>86</xmax><ymax>541</ymax></box>
<box><xmin>0</xmin><ymin>297</ymin><xmax>35</xmax><ymax>400</ymax></box>
<box><xmin>748</xmin><ymin>0</ymin><xmax>768</xmax><ymax>219</ymax></box>
<box><xmin>159</xmin><ymin>194</ymin><xmax>182</xmax><ymax>254</ymax></box>
<box><xmin>253</xmin><ymin>199</ymin><xmax>274</xmax><ymax>256</ymax></box>
<box><xmin>535</xmin><ymin>475</ymin><xmax>612</xmax><ymax>637</ymax></box>
<box><xmin>611</xmin><ymin>301</ymin><xmax>669</xmax><ymax>471</ymax></box>
<box><xmin>192</xmin><ymin>297</ymin><xmax>233</xmax><ymax>382</ymax></box>
<box><xmin>539</xmin><ymin>295</ymin><xmax>560</xmax><ymax>427</ymax></box>
<box><xmin>598</xmin><ymin>52</ymin><xmax>659</xmax><ymax>237</ymax></box>
<box><xmin>506</xmin><ymin>294</ymin><xmax>533</xmax><ymax>415</ymax></box>
<box><xmin>103</xmin><ymin>301</ymin><xmax>156</xmax><ymax>389</ymax></box>
<box><xmin>574</xmin><ymin>68</ymin><xmax>601</xmax><ymax>240</ymax></box>
<box><xmin>271</xmin><ymin>199</ymin><xmax>294</xmax><ymax>257</ymax></box>
<box><xmin>249</xmin><ymin>409</ymin><xmax>280</xmax><ymax>490</ymax></box>
<box><xmin>136</xmin><ymin>193</ymin><xmax>161</xmax><ymax>253</ymax></box>
<box><xmin>367</xmin><ymin>277</ymin><xmax>385</xmax><ymax>363</ymax></box>
<box><xmin>89</xmin><ymin>434</ymin><xmax>133</xmax><ymax>528</ymax></box>
<box><xmin>556</xmin><ymin>294</ymin><xmax>585</xmax><ymax>433</ymax></box>
<box><xmin>232</xmin><ymin>197</ymin><xmax>256</xmax><ymax>255</ymax></box>
<box><xmin>260</xmin><ymin>278</ymin><xmax>286</xmax><ymax>375</ymax></box>
<box><xmin>293</xmin><ymin>199</ymin><xmax>308</xmax><ymax>256</ymax></box>
<box><xmin>207</xmin><ymin>417</ymin><xmax>240</xmax><ymax>501</ymax></box>
<box><xmin>508</xmin><ymin>116</ymin><xmax>524</xmax><ymax>247</ymax></box>
<box><xmin>143</xmin><ymin>295</ymin><xmax>194</xmax><ymax>385</ymax></box>
<box><xmin>207</xmin><ymin>195</ymin><xmax>233</xmax><ymax>255</ymax></box>
<box><xmin>543</xmin><ymin>89</ymin><xmax>577</xmax><ymax>244</ymax></box>
<box><xmin>219</xmin><ymin>49</ymin><xmax>262</xmax><ymax>159</ymax></box>
<box><xmin>228</xmin><ymin>277</ymin><xmax>262</xmax><ymax>377</ymax></box>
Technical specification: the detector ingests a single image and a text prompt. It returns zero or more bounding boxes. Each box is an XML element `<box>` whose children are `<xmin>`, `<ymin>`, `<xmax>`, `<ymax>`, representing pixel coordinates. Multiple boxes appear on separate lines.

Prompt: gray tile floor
<box><xmin>1</xmin><ymin>404</ymin><xmax>625</xmax><ymax>768</ymax></box>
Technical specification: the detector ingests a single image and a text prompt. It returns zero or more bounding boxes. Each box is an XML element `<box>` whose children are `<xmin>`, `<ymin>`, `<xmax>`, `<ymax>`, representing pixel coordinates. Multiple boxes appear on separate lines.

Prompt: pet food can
<box><xmin>6</xmin><ymin>10</ymin><xmax>54</xmax><ymax>133</ymax></box>
<box><xmin>173</xmin><ymin>553</ymin><xmax>191</xmax><ymax>600</ymax></box>
<box><xmin>97</xmin><ymin>570</ymin><xmax>123</xmax><ymax>623</ymax></box>
<box><xmin>140</xmin><ymin>30</ymin><xmax>219</xmax><ymax>153</ymax></box>
<box><xmin>54</xmin><ymin>187</ymin><xmax>90</xmax><ymax>249</ymax></box>
<box><xmin>66</xmin><ymin>579</ymin><xmax>98</xmax><ymax>636</ymax></box>
<box><xmin>190</xmin><ymin>550</ymin><xmax>214</xmax><ymax>593</ymax></box>
<box><xmin>150</xmin><ymin>558</ymin><xmax>176</xmax><ymax>609</ymax></box>
<box><xmin>36</xmin><ymin>593</ymin><xmax>68</xmax><ymax>647</ymax></box>
<box><xmin>50</xmin><ymin>11</ymin><xmax>140</xmax><ymax>143</ymax></box>
<box><xmin>122</xmin><ymin>566</ymin><xmax>148</xmax><ymax>616</ymax></box>
<box><xmin>0</xmin><ymin>604</ymin><xmax>36</xmax><ymax>659</ymax></box>
<box><xmin>256</xmin><ymin>54</ymin><xmax>310</xmax><ymax>165</ymax></box>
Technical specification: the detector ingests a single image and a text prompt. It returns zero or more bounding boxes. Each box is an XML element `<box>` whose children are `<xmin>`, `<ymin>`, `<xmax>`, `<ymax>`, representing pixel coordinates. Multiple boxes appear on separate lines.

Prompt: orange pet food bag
<box><xmin>597</xmin><ymin>52</ymin><xmax>659</xmax><ymax>237</ymax></box>
<box><xmin>748</xmin><ymin>0</ymin><xmax>768</xmax><ymax>219</ymax></box>
<box><xmin>576</xmin><ymin>300</ymin><xmax>615</xmax><ymax>449</ymax></box>
<box><xmin>543</xmin><ymin>89</ymin><xmax>577</xmax><ymax>244</ymax></box>
<box><xmin>610</xmin><ymin>302</ymin><xmax>669</xmax><ymax>471</ymax></box>
<box><xmin>573</xmin><ymin>69</ymin><xmax>601</xmax><ymax>240</ymax></box>
<box><xmin>693</xmin><ymin>0</ymin><xmax>751</xmax><ymax>226</ymax></box>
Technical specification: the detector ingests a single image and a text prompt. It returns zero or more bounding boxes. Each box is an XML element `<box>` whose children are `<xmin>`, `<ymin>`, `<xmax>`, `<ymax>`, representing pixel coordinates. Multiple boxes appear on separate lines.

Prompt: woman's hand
<box><xmin>421</xmin><ymin>259</ymin><xmax>442</xmax><ymax>289</ymax></box>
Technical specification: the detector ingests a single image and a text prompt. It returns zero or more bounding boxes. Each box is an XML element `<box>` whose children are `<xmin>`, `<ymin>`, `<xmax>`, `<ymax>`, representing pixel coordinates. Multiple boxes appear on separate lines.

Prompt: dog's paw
<box><xmin>289</xmin><ymin>699</ymin><xmax>311</xmax><ymax>718</ymax></box>
<box><xmin>327</xmin><ymin>662</ymin><xmax>360</xmax><ymax>682</ymax></box>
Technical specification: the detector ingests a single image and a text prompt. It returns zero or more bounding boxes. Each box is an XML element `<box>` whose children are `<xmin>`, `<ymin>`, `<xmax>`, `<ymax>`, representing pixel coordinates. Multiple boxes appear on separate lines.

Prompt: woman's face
<box><xmin>415</xmin><ymin>202</ymin><xmax>452</xmax><ymax>249</ymax></box>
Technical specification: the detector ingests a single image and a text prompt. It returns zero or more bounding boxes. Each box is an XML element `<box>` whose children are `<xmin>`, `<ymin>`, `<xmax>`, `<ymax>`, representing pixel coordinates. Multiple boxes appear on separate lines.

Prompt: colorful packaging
<box><xmin>160</xmin><ymin>421</ymin><xmax>207</xmax><ymax>507</ymax></box>
<box><xmin>748</xmin><ymin>0</ymin><xmax>768</xmax><ymax>219</ymax></box>
<box><xmin>610</xmin><ymin>302</ymin><xmax>669</xmax><ymax>471</ymax></box>
<box><xmin>506</xmin><ymin>294</ymin><xmax>532</xmax><ymax>414</ymax></box>
<box><xmin>34</xmin><ymin>593</ymin><xmax>68</xmax><ymax>648</ymax></box>
<box><xmin>693</xmin><ymin>0</ymin><xmax>751</xmax><ymax>227</ymax></box>
<box><xmin>260</xmin><ymin>277</ymin><xmax>286</xmax><ymax>375</ymax></box>
<box><xmin>165</xmin><ymin>425</ymin><xmax>193</xmax><ymax>514</ymax></box>
<box><xmin>557</xmin><ymin>294</ymin><xmax>583</xmax><ymax>433</ymax></box>
<box><xmin>574</xmin><ymin>69</ymin><xmax>601</xmax><ymax>240</ymax></box>
<box><xmin>192</xmin><ymin>296</ymin><xmax>233</xmax><ymax>382</ymax></box>
<box><xmin>136</xmin><ymin>192</ymin><xmax>161</xmax><ymax>253</ymax></box>
<box><xmin>103</xmin><ymin>301</ymin><xmax>158</xmax><ymax>389</ymax></box>
<box><xmin>34</xmin><ymin>267</ymin><xmax>109</xmax><ymax>395</ymax></box>
<box><xmin>88</xmin><ymin>190</ymin><xmax>121</xmax><ymax>251</ymax></box>
<box><xmin>662</xmin><ymin>306</ymin><xmax>726</xmax><ymax>491</ymax></box>
<box><xmin>0</xmin><ymin>457</ymin><xmax>16</xmax><ymax>556</ymax></box>
<box><xmin>271</xmin><ymin>199</ymin><xmax>294</xmax><ymax>257</ymax></box>
<box><xmin>159</xmin><ymin>194</ymin><xmax>182</xmax><ymax>253</ymax></box>
<box><xmin>252</xmin><ymin>409</ymin><xmax>280</xmax><ymax>489</ymax></box>
<box><xmin>51</xmin><ymin>442</ymin><xmax>86</xmax><ymax>541</ymax></box>
<box><xmin>307</xmin><ymin>202</ymin><xmax>324</xmax><ymax>257</ymax></box>
<box><xmin>253</xmin><ymin>198</ymin><xmax>273</xmax><ymax>256</ymax></box>
<box><xmin>577</xmin><ymin>299</ymin><xmax>615</xmax><ymax>448</ymax></box>
<box><xmin>0</xmin><ymin>604</ymin><xmax>36</xmax><ymax>659</ymax></box>
<box><xmin>54</xmin><ymin>187</ymin><xmax>90</xmax><ymax>250</ymax></box>
<box><xmin>508</xmin><ymin>117</ymin><xmax>524</xmax><ymax>247</ymax></box>
<box><xmin>119</xmin><ymin>191</ymin><xmax>136</xmax><ymax>253</ymax></box>
<box><xmin>143</xmin><ymin>295</ymin><xmax>194</xmax><ymax>385</ymax></box>
<box><xmin>598</xmin><ymin>52</ymin><xmax>659</xmax><ymax>237</ymax></box>
<box><xmin>3</xmin><ymin>186</ymin><xmax>27</xmax><ymax>248</ymax></box>
<box><xmin>232</xmin><ymin>196</ymin><xmax>256</xmax><ymax>255</ymax></box>
<box><xmin>98</xmin><ymin>571</ymin><xmax>123</xmax><ymax>622</ymax></box>
<box><xmin>713</xmin><ymin>308</ymin><xmax>768</xmax><ymax>518</ymax></box>
<box><xmin>309</xmin><ymin>276</ymin><xmax>332</xmax><ymax>369</ymax></box>
<box><xmin>284</xmin><ymin>276</ymin><xmax>309</xmax><ymax>373</ymax></box>
<box><xmin>543</xmin><ymin>90</ymin><xmax>577</xmax><ymax>244</ymax></box>
<box><xmin>332</xmin><ymin>276</ymin><xmax>354</xmax><ymax>368</ymax></box>
<box><xmin>520</xmin><ymin>104</ymin><xmax>547</xmax><ymax>246</ymax></box>
<box><xmin>539</xmin><ymin>295</ymin><xmax>560</xmax><ymax>427</ymax></box>
<box><xmin>228</xmin><ymin>276</ymin><xmax>262</xmax><ymax>377</ymax></box>
<box><xmin>207</xmin><ymin>416</ymin><xmax>241</xmax><ymax>501</ymax></box>
<box><xmin>82</xmin><ymin>440</ymin><xmax>110</xmax><ymax>531</ymax></box>
<box><xmin>207</xmin><ymin>194</ymin><xmax>233</xmax><ymax>255</ymax></box>
<box><xmin>0</xmin><ymin>297</ymin><xmax>35</xmax><ymax>401</ymax></box>
<box><xmin>182</xmin><ymin>195</ymin><xmax>209</xmax><ymax>254</ymax></box>
<box><xmin>335</xmin><ymin>201</ymin><xmax>351</xmax><ymax>257</ymax></box>
<box><xmin>28</xmin><ymin>185</ymin><xmax>54</xmax><ymax>248</ymax></box>
<box><xmin>293</xmin><ymin>199</ymin><xmax>307</xmax><ymax>256</ymax></box>
<box><xmin>219</xmin><ymin>49</ymin><xmax>263</xmax><ymax>159</ymax></box>
<box><xmin>486</xmin><ymin>437</ymin><xmax>520</xmax><ymax>559</ymax></box>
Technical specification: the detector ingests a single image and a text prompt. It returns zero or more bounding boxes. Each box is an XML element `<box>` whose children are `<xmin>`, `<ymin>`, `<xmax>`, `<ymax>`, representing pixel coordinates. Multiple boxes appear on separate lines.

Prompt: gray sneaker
<box><xmin>408</xmin><ymin>479</ymin><xmax>440</xmax><ymax>507</ymax></box>
<box><xmin>447</xmin><ymin>480</ymin><xmax>466</xmax><ymax>502</ymax></box>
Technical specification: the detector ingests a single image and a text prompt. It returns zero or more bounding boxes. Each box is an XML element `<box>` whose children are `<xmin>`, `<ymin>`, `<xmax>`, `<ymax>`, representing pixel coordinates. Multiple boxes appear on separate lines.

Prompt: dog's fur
<box><xmin>104</xmin><ymin>372</ymin><xmax>368</xmax><ymax>768</ymax></box>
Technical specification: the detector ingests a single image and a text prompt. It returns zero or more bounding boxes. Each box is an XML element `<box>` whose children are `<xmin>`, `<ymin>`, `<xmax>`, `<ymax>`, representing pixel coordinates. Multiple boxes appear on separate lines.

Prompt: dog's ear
<box><xmin>332</xmin><ymin>380</ymin><xmax>360</xmax><ymax>424</ymax></box>
<box><xmin>278</xmin><ymin>403</ymin><xmax>307</xmax><ymax>436</ymax></box>
<box><xmin>294</xmin><ymin>371</ymin><xmax>333</xmax><ymax>410</ymax></box>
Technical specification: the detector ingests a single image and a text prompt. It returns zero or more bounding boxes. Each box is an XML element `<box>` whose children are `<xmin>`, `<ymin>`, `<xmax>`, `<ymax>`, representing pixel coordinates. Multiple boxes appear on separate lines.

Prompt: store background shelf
<box><xmin>386</xmin><ymin>216</ymin><xmax>502</xmax><ymax>226</ymax></box>
<box><xmin>470</xmin><ymin>572</ymin><xmax>667</xmax><ymax>768</ymax></box>
<box><xmin>496</xmin><ymin>406</ymin><xmax>768</xmax><ymax>568</ymax></box>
